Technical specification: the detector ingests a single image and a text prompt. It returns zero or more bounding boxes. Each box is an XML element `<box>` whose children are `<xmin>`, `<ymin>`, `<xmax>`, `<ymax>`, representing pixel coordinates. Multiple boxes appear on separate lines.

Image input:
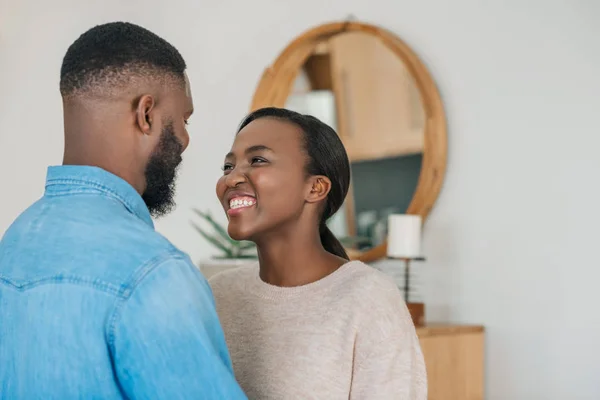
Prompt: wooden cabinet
<box><xmin>288</xmin><ymin>32</ymin><xmax>425</xmax><ymax>163</ymax></box>
<box><xmin>416</xmin><ymin>324</ymin><xmax>485</xmax><ymax>400</ymax></box>
<box><xmin>327</xmin><ymin>32</ymin><xmax>425</xmax><ymax>162</ymax></box>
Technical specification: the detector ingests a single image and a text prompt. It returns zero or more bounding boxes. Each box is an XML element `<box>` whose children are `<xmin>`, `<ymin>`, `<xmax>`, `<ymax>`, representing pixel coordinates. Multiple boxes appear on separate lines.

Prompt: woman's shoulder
<box><xmin>340</xmin><ymin>261</ymin><xmax>413</xmax><ymax>330</ymax></box>
<box><xmin>341</xmin><ymin>260</ymin><xmax>404</xmax><ymax>301</ymax></box>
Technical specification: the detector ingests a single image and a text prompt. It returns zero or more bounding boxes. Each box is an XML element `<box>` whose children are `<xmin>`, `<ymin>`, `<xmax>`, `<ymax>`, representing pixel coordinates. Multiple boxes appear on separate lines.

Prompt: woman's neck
<box><xmin>256</xmin><ymin>232</ymin><xmax>345</xmax><ymax>287</ymax></box>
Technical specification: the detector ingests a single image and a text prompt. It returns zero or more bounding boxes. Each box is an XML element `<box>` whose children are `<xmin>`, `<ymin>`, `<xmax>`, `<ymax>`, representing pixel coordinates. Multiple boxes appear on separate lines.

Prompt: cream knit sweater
<box><xmin>209</xmin><ymin>260</ymin><xmax>427</xmax><ymax>400</ymax></box>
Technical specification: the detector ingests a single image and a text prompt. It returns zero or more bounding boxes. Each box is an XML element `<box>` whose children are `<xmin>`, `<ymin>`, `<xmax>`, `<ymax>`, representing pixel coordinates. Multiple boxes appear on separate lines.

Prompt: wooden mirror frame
<box><xmin>249</xmin><ymin>21</ymin><xmax>447</xmax><ymax>263</ymax></box>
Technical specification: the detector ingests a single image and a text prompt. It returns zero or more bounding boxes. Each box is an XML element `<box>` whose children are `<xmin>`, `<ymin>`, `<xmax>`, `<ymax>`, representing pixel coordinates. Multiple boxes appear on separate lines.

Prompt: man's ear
<box><xmin>135</xmin><ymin>94</ymin><xmax>155</xmax><ymax>135</ymax></box>
<box><xmin>306</xmin><ymin>176</ymin><xmax>332</xmax><ymax>204</ymax></box>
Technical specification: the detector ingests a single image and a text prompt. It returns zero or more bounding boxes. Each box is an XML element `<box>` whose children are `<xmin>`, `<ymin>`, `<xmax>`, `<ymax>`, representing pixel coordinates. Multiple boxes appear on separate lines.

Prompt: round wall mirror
<box><xmin>249</xmin><ymin>21</ymin><xmax>447</xmax><ymax>262</ymax></box>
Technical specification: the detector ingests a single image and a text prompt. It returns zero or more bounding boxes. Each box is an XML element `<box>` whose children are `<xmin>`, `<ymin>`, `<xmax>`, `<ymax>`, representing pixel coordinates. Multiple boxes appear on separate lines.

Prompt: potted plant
<box><xmin>191</xmin><ymin>209</ymin><xmax>257</xmax><ymax>279</ymax></box>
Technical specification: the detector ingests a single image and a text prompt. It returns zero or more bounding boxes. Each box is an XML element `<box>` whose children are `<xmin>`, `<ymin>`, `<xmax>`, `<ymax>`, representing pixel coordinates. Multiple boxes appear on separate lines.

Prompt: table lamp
<box><xmin>387</xmin><ymin>214</ymin><xmax>425</xmax><ymax>326</ymax></box>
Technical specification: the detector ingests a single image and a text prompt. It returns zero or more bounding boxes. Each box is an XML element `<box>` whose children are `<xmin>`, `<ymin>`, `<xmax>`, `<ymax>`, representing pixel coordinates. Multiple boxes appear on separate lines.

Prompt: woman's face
<box><xmin>216</xmin><ymin>118</ymin><xmax>313</xmax><ymax>241</ymax></box>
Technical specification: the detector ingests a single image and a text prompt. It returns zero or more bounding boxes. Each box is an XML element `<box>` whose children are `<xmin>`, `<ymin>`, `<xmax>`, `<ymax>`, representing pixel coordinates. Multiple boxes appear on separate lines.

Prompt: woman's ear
<box><xmin>305</xmin><ymin>176</ymin><xmax>332</xmax><ymax>204</ymax></box>
<box><xmin>134</xmin><ymin>94</ymin><xmax>155</xmax><ymax>135</ymax></box>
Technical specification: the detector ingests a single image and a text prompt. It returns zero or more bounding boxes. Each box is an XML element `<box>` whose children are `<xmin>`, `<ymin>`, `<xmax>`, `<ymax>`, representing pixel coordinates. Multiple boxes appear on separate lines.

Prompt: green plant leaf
<box><xmin>192</xmin><ymin>208</ymin><xmax>236</xmax><ymax>244</ymax></box>
<box><xmin>238</xmin><ymin>241</ymin><xmax>256</xmax><ymax>250</ymax></box>
<box><xmin>191</xmin><ymin>208</ymin><xmax>261</xmax><ymax>259</ymax></box>
<box><xmin>190</xmin><ymin>222</ymin><xmax>233</xmax><ymax>257</ymax></box>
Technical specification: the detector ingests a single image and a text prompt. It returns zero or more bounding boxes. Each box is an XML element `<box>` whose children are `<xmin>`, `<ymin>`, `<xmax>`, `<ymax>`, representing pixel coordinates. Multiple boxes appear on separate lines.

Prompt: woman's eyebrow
<box><xmin>225</xmin><ymin>144</ymin><xmax>273</xmax><ymax>159</ymax></box>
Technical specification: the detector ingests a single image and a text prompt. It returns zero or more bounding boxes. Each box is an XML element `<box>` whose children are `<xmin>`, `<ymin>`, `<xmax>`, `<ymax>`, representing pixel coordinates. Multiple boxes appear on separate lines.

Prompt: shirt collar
<box><xmin>44</xmin><ymin>165</ymin><xmax>154</xmax><ymax>228</ymax></box>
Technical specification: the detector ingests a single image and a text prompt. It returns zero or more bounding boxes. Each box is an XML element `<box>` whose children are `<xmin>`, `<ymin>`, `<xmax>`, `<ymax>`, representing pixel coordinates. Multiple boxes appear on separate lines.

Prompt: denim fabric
<box><xmin>0</xmin><ymin>165</ymin><xmax>247</xmax><ymax>399</ymax></box>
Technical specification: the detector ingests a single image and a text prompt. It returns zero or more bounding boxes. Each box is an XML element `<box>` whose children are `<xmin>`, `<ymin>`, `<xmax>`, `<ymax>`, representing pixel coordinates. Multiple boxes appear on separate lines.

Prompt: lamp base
<box><xmin>407</xmin><ymin>302</ymin><xmax>425</xmax><ymax>327</ymax></box>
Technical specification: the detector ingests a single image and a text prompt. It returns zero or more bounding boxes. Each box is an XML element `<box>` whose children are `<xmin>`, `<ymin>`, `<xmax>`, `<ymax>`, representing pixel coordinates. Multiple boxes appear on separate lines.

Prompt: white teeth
<box><xmin>229</xmin><ymin>197</ymin><xmax>256</xmax><ymax>209</ymax></box>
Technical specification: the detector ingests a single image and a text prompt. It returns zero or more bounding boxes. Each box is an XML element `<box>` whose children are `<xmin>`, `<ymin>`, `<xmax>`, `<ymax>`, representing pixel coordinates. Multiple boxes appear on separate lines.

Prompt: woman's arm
<box><xmin>349</xmin><ymin>281</ymin><xmax>427</xmax><ymax>399</ymax></box>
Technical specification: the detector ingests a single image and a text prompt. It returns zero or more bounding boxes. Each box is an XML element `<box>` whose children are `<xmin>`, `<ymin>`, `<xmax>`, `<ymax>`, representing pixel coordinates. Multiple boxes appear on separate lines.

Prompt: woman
<box><xmin>209</xmin><ymin>107</ymin><xmax>426</xmax><ymax>399</ymax></box>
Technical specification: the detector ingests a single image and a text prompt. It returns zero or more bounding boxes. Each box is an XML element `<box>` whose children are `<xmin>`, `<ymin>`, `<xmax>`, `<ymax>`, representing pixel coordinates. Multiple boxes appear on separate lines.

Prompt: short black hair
<box><xmin>238</xmin><ymin>107</ymin><xmax>351</xmax><ymax>260</ymax></box>
<box><xmin>60</xmin><ymin>22</ymin><xmax>186</xmax><ymax>97</ymax></box>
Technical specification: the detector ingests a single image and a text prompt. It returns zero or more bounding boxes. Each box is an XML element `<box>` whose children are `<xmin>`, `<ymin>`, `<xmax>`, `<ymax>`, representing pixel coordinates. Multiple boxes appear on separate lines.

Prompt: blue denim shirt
<box><xmin>0</xmin><ymin>166</ymin><xmax>247</xmax><ymax>399</ymax></box>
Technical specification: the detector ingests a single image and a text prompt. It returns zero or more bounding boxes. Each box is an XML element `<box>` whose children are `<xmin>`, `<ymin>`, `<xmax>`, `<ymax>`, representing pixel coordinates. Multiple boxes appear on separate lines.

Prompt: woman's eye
<box><xmin>222</xmin><ymin>163</ymin><xmax>233</xmax><ymax>172</ymax></box>
<box><xmin>251</xmin><ymin>157</ymin><xmax>267</xmax><ymax>165</ymax></box>
<box><xmin>184</xmin><ymin>120</ymin><xmax>190</xmax><ymax>126</ymax></box>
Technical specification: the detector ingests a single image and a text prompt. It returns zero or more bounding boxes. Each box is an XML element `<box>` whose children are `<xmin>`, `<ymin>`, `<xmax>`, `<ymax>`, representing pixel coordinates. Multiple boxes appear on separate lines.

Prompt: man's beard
<box><xmin>142</xmin><ymin>120</ymin><xmax>183</xmax><ymax>218</ymax></box>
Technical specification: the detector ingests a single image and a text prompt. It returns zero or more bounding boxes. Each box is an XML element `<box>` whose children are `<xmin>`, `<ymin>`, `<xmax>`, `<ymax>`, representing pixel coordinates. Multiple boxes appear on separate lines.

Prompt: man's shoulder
<box><xmin>63</xmin><ymin>199</ymin><xmax>188</xmax><ymax>291</ymax></box>
<box><xmin>92</xmin><ymin>229</ymin><xmax>194</xmax><ymax>296</ymax></box>
<box><xmin>118</xmin><ymin>249</ymin><xmax>201</xmax><ymax>297</ymax></box>
<box><xmin>0</xmin><ymin>195</ymin><xmax>193</xmax><ymax>297</ymax></box>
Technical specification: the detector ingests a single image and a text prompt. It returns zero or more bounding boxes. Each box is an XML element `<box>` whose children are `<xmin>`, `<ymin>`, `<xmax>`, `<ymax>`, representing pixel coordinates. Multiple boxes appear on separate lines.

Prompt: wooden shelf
<box><xmin>416</xmin><ymin>323</ymin><xmax>485</xmax><ymax>400</ymax></box>
<box><xmin>416</xmin><ymin>323</ymin><xmax>484</xmax><ymax>338</ymax></box>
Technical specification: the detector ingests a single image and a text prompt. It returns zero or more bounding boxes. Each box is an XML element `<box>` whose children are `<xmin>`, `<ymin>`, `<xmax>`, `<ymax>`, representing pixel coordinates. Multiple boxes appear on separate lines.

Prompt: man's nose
<box><xmin>180</xmin><ymin>131</ymin><xmax>190</xmax><ymax>152</ymax></box>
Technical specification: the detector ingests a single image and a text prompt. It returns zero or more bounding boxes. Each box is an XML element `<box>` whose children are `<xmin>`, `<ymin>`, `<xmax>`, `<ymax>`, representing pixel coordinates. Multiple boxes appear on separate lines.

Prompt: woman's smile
<box><xmin>228</xmin><ymin>195</ymin><xmax>257</xmax><ymax>216</ymax></box>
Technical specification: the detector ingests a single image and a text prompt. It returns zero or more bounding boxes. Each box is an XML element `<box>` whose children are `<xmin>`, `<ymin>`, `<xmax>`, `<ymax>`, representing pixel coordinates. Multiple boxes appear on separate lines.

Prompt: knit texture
<box><xmin>209</xmin><ymin>261</ymin><xmax>427</xmax><ymax>399</ymax></box>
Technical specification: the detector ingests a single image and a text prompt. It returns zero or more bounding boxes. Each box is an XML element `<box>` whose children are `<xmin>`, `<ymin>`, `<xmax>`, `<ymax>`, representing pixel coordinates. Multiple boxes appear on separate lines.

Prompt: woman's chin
<box><xmin>227</xmin><ymin>224</ymin><xmax>252</xmax><ymax>242</ymax></box>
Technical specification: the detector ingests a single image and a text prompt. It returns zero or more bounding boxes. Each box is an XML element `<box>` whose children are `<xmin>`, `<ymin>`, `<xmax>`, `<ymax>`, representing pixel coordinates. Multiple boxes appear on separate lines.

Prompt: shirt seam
<box><xmin>0</xmin><ymin>275</ymin><xmax>122</xmax><ymax>295</ymax></box>
<box><xmin>45</xmin><ymin>179</ymin><xmax>135</xmax><ymax>214</ymax></box>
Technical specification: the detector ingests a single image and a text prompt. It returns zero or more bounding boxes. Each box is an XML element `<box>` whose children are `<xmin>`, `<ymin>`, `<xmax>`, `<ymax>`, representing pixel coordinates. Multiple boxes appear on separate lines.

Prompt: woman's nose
<box><xmin>225</xmin><ymin>167</ymin><xmax>247</xmax><ymax>187</ymax></box>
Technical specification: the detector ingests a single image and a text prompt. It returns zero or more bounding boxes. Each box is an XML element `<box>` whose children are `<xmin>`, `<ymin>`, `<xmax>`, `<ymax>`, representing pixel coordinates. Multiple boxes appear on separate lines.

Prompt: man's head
<box><xmin>60</xmin><ymin>22</ymin><xmax>194</xmax><ymax>217</ymax></box>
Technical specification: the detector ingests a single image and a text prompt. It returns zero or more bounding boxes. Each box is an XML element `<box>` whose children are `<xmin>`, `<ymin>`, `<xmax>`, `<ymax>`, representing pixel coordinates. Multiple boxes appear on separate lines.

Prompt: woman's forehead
<box><xmin>233</xmin><ymin>118</ymin><xmax>303</xmax><ymax>152</ymax></box>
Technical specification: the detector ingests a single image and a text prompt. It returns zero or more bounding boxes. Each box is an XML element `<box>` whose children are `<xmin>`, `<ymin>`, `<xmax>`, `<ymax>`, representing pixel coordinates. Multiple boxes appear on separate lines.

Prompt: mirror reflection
<box><xmin>284</xmin><ymin>31</ymin><xmax>426</xmax><ymax>257</ymax></box>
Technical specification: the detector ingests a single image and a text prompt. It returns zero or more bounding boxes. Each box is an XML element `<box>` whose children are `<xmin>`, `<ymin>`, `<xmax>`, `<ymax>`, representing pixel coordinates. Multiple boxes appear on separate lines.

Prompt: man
<box><xmin>0</xmin><ymin>22</ymin><xmax>246</xmax><ymax>399</ymax></box>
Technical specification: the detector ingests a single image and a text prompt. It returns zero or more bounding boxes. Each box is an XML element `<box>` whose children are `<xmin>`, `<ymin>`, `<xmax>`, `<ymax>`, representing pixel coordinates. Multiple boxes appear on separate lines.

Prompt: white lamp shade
<box><xmin>387</xmin><ymin>214</ymin><xmax>422</xmax><ymax>258</ymax></box>
<box><xmin>285</xmin><ymin>90</ymin><xmax>337</xmax><ymax>131</ymax></box>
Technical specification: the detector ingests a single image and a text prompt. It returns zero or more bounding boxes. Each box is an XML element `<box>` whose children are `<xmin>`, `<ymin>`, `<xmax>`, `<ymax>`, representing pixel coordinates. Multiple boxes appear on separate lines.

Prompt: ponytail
<box><xmin>319</xmin><ymin>222</ymin><xmax>349</xmax><ymax>260</ymax></box>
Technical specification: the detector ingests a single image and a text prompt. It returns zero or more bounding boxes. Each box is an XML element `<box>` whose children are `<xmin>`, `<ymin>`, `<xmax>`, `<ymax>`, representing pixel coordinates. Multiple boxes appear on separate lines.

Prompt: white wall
<box><xmin>1</xmin><ymin>1</ymin><xmax>599</xmax><ymax>398</ymax></box>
